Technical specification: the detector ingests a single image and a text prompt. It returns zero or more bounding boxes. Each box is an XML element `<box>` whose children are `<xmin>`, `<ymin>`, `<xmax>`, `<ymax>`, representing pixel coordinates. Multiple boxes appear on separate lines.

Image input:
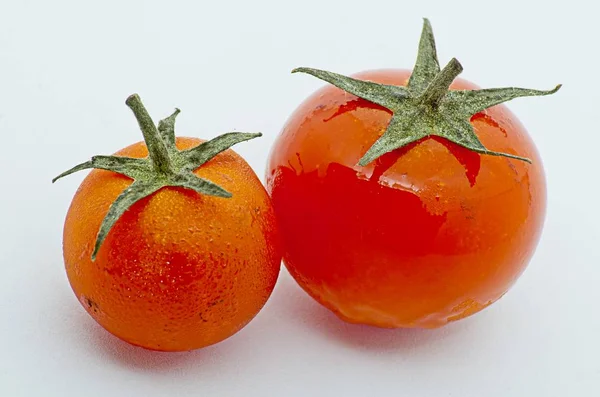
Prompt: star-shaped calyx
<box><xmin>53</xmin><ymin>94</ymin><xmax>261</xmax><ymax>260</ymax></box>
<box><xmin>292</xmin><ymin>18</ymin><xmax>561</xmax><ymax>166</ymax></box>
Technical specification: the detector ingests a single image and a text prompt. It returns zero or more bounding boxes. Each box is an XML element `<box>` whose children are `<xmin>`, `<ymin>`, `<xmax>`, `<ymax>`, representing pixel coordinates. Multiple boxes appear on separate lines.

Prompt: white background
<box><xmin>1</xmin><ymin>0</ymin><xmax>598</xmax><ymax>396</ymax></box>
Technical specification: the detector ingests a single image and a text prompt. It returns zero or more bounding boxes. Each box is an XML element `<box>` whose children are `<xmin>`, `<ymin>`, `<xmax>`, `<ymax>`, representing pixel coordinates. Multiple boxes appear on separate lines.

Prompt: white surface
<box><xmin>1</xmin><ymin>0</ymin><xmax>599</xmax><ymax>396</ymax></box>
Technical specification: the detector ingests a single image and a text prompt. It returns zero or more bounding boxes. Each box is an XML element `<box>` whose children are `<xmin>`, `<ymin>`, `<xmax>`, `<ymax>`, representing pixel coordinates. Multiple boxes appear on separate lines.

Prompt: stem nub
<box><xmin>420</xmin><ymin>58</ymin><xmax>463</xmax><ymax>108</ymax></box>
<box><xmin>126</xmin><ymin>94</ymin><xmax>173</xmax><ymax>175</ymax></box>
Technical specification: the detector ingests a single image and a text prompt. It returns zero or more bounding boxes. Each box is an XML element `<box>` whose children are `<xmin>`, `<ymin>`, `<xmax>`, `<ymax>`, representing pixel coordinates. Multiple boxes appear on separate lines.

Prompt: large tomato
<box><xmin>267</xmin><ymin>20</ymin><xmax>559</xmax><ymax>328</ymax></box>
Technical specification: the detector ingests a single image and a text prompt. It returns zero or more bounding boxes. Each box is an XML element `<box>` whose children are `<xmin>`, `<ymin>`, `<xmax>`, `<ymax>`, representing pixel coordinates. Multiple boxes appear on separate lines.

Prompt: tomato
<box><xmin>55</xmin><ymin>95</ymin><xmax>280</xmax><ymax>351</ymax></box>
<box><xmin>266</xmin><ymin>20</ymin><xmax>558</xmax><ymax>328</ymax></box>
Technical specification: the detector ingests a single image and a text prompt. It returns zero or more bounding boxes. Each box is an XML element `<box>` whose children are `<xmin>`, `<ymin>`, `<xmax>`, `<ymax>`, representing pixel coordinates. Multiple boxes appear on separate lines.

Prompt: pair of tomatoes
<box><xmin>55</xmin><ymin>20</ymin><xmax>557</xmax><ymax>351</ymax></box>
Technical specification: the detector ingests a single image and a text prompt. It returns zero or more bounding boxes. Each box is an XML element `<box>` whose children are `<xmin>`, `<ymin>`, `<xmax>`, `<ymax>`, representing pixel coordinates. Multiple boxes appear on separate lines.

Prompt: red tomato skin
<box><xmin>267</xmin><ymin>69</ymin><xmax>546</xmax><ymax>328</ymax></box>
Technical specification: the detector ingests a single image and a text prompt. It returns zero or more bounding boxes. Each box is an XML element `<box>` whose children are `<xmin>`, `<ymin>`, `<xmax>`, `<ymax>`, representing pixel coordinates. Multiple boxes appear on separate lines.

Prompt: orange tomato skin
<box><xmin>267</xmin><ymin>69</ymin><xmax>546</xmax><ymax>328</ymax></box>
<box><xmin>64</xmin><ymin>137</ymin><xmax>281</xmax><ymax>351</ymax></box>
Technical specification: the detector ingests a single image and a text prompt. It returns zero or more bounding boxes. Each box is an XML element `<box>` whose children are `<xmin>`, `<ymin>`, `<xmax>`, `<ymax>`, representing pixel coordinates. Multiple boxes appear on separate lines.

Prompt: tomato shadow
<box><xmin>278</xmin><ymin>275</ymin><xmax>464</xmax><ymax>353</ymax></box>
<box><xmin>43</xmin><ymin>279</ymin><xmax>239</xmax><ymax>375</ymax></box>
<box><xmin>69</xmin><ymin>305</ymin><xmax>243</xmax><ymax>374</ymax></box>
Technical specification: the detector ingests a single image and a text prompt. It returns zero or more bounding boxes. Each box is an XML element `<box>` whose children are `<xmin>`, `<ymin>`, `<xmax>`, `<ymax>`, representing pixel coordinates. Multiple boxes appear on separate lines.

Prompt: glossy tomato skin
<box><xmin>64</xmin><ymin>137</ymin><xmax>281</xmax><ymax>351</ymax></box>
<box><xmin>267</xmin><ymin>69</ymin><xmax>546</xmax><ymax>328</ymax></box>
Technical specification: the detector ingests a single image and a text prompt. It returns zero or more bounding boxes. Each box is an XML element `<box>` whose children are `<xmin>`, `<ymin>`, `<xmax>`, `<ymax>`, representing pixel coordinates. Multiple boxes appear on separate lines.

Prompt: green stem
<box><xmin>125</xmin><ymin>94</ymin><xmax>173</xmax><ymax>175</ymax></box>
<box><xmin>420</xmin><ymin>58</ymin><xmax>463</xmax><ymax>108</ymax></box>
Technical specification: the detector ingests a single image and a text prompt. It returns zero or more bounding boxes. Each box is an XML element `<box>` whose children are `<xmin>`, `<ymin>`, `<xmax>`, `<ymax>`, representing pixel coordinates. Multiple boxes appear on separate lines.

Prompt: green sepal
<box><xmin>92</xmin><ymin>180</ymin><xmax>162</xmax><ymax>260</ymax></box>
<box><xmin>291</xmin><ymin>67</ymin><xmax>408</xmax><ymax>108</ymax></box>
<box><xmin>157</xmin><ymin>108</ymin><xmax>180</xmax><ymax>151</ymax></box>
<box><xmin>181</xmin><ymin>132</ymin><xmax>262</xmax><ymax>171</ymax></box>
<box><xmin>445</xmin><ymin>86</ymin><xmax>562</xmax><ymax>117</ymax></box>
<box><xmin>168</xmin><ymin>173</ymin><xmax>232</xmax><ymax>198</ymax></box>
<box><xmin>52</xmin><ymin>156</ymin><xmax>151</xmax><ymax>183</ymax></box>
<box><xmin>407</xmin><ymin>18</ymin><xmax>440</xmax><ymax>94</ymax></box>
<box><xmin>292</xmin><ymin>18</ymin><xmax>561</xmax><ymax>166</ymax></box>
<box><xmin>53</xmin><ymin>94</ymin><xmax>261</xmax><ymax>261</ymax></box>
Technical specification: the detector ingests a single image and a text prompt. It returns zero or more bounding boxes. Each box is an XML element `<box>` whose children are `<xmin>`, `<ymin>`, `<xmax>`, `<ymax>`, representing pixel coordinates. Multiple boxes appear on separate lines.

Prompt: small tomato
<box><xmin>55</xmin><ymin>95</ymin><xmax>280</xmax><ymax>351</ymax></box>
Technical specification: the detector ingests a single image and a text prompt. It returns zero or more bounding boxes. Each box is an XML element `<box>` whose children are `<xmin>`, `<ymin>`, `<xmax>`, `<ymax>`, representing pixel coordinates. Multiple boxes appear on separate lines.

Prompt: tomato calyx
<box><xmin>53</xmin><ymin>94</ymin><xmax>261</xmax><ymax>260</ymax></box>
<box><xmin>292</xmin><ymin>18</ymin><xmax>561</xmax><ymax>166</ymax></box>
